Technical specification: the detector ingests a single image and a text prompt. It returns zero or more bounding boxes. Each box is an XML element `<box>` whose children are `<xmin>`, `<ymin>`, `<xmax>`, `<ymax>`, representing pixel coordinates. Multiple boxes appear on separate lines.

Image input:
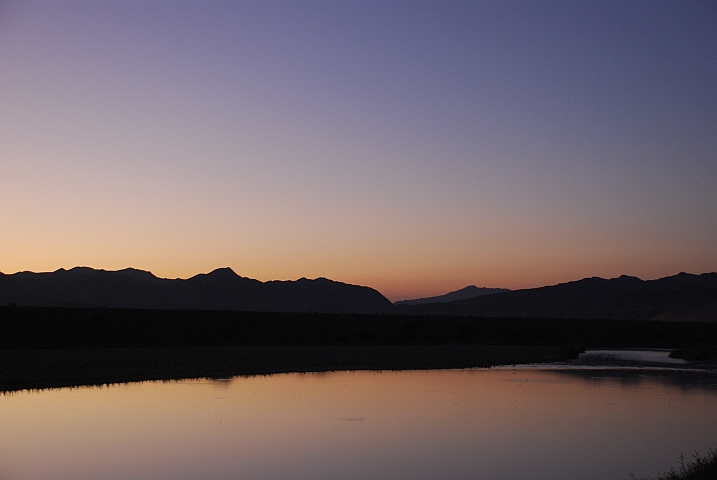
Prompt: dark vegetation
<box><xmin>670</xmin><ymin>348</ymin><xmax>717</xmax><ymax>363</ymax></box>
<box><xmin>1</xmin><ymin>306</ymin><xmax>716</xmax><ymax>391</ymax></box>
<box><xmin>2</xmin><ymin>306</ymin><xmax>717</xmax><ymax>350</ymax></box>
<box><xmin>0</xmin><ymin>345</ymin><xmax>568</xmax><ymax>392</ymax></box>
<box><xmin>632</xmin><ymin>449</ymin><xmax>717</xmax><ymax>480</ymax></box>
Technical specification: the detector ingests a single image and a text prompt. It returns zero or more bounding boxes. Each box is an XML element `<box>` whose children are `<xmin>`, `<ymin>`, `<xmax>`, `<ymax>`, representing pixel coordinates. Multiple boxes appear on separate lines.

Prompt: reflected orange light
<box><xmin>1</xmin><ymin>369</ymin><xmax>716</xmax><ymax>479</ymax></box>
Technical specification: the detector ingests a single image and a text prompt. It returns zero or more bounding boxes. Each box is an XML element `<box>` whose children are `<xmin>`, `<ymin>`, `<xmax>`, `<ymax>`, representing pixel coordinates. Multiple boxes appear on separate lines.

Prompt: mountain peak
<box><xmin>206</xmin><ymin>267</ymin><xmax>240</xmax><ymax>277</ymax></box>
<box><xmin>116</xmin><ymin>268</ymin><xmax>162</xmax><ymax>283</ymax></box>
<box><xmin>396</xmin><ymin>285</ymin><xmax>509</xmax><ymax>306</ymax></box>
<box><xmin>613</xmin><ymin>275</ymin><xmax>643</xmax><ymax>284</ymax></box>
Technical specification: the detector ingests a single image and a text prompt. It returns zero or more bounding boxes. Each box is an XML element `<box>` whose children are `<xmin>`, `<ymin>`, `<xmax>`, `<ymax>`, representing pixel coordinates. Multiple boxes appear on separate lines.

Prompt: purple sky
<box><xmin>1</xmin><ymin>1</ymin><xmax>716</xmax><ymax>300</ymax></box>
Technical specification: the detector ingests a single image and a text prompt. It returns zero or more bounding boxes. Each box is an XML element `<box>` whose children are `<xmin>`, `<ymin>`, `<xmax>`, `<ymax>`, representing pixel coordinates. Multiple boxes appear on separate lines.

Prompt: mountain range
<box><xmin>395</xmin><ymin>285</ymin><xmax>510</xmax><ymax>305</ymax></box>
<box><xmin>403</xmin><ymin>273</ymin><xmax>717</xmax><ymax>321</ymax></box>
<box><xmin>1</xmin><ymin>267</ymin><xmax>716</xmax><ymax>321</ymax></box>
<box><xmin>0</xmin><ymin>267</ymin><xmax>393</xmax><ymax>314</ymax></box>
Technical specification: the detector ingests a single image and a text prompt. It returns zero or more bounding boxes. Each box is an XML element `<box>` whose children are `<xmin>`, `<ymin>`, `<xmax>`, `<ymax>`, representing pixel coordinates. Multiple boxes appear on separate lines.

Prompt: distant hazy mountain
<box><xmin>407</xmin><ymin>273</ymin><xmax>717</xmax><ymax>321</ymax></box>
<box><xmin>0</xmin><ymin>267</ymin><xmax>394</xmax><ymax>314</ymax></box>
<box><xmin>395</xmin><ymin>285</ymin><xmax>509</xmax><ymax>306</ymax></box>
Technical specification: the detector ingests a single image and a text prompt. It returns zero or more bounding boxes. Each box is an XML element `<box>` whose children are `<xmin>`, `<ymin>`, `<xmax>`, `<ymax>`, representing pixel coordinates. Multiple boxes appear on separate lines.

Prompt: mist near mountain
<box><xmin>395</xmin><ymin>286</ymin><xmax>509</xmax><ymax>306</ymax></box>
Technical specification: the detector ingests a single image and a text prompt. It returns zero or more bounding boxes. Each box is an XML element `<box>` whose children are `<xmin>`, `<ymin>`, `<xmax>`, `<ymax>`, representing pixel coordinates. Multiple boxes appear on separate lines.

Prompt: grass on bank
<box><xmin>632</xmin><ymin>449</ymin><xmax>717</xmax><ymax>480</ymax></box>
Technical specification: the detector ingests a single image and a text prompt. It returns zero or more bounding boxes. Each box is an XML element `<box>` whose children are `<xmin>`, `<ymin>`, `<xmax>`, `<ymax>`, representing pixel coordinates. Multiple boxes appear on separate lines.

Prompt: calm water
<box><xmin>1</xmin><ymin>350</ymin><xmax>717</xmax><ymax>480</ymax></box>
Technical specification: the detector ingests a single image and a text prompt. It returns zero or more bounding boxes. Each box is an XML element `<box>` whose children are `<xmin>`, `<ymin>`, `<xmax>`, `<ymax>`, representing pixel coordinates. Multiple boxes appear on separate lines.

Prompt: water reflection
<box><xmin>500</xmin><ymin>349</ymin><xmax>717</xmax><ymax>392</ymax></box>
<box><xmin>0</xmin><ymin>354</ymin><xmax>716</xmax><ymax>480</ymax></box>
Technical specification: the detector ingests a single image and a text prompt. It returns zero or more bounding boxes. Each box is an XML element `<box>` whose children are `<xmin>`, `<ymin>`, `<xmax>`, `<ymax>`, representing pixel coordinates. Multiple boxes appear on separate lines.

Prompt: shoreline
<box><xmin>3</xmin><ymin>306</ymin><xmax>716</xmax><ymax>393</ymax></box>
<box><xmin>0</xmin><ymin>345</ymin><xmax>568</xmax><ymax>392</ymax></box>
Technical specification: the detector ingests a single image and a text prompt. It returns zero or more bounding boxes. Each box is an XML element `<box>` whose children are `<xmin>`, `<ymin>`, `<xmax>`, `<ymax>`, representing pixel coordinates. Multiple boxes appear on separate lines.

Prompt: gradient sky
<box><xmin>1</xmin><ymin>1</ymin><xmax>716</xmax><ymax>301</ymax></box>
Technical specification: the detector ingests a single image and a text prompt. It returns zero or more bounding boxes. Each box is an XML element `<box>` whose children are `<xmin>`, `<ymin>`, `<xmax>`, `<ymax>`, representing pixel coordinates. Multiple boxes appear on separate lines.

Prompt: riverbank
<box><xmin>0</xmin><ymin>345</ymin><xmax>569</xmax><ymax>392</ymax></box>
<box><xmin>3</xmin><ymin>306</ymin><xmax>716</xmax><ymax>392</ymax></box>
<box><xmin>3</xmin><ymin>306</ymin><xmax>717</xmax><ymax>350</ymax></box>
<box><xmin>633</xmin><ymin>449</ymin><xmax>717</xmax><ymax>480</ymax></box>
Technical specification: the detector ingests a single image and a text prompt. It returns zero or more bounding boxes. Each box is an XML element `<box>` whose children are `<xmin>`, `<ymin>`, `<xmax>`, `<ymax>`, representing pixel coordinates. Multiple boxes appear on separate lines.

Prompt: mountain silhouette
<box><xmin>407</xmin><ymin>272</ymin><xmax>717</xmax><ymax>321</ymax></box>
<box><xmin>0</xmin><ymin>267</ymin><xmax>394</xmax><ymax>314</ymax></box>
<box><xmin>1</xmin><ymin>268</ymin><xmax>715</xmax><ymax>320</ymax></box>
<box><xmin>395</xmin><ymin>285</ymin><xmax>509</xmax><ymax>305</ymax></box>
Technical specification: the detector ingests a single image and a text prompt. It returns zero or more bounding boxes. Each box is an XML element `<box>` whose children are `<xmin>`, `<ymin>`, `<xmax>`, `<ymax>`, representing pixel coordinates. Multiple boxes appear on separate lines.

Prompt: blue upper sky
<box><xmin>1</xmin><ymin>1</ymin><xmax>715</xmax><ymax>300</ymax></box>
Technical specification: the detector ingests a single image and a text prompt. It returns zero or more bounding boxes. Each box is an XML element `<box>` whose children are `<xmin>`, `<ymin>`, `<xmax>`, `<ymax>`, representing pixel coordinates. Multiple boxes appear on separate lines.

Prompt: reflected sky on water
<box><xmin>1</xmin><ymin>351</ymin><xmax>716</xmax><ymax>480</ymax></box>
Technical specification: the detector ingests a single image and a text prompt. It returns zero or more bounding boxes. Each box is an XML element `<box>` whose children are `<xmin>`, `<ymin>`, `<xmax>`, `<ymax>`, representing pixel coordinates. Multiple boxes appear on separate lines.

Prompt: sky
<box><xmin>1</xmin><ymin>1</ymin><xmax>716</xmax><ymax>301</ymax></box>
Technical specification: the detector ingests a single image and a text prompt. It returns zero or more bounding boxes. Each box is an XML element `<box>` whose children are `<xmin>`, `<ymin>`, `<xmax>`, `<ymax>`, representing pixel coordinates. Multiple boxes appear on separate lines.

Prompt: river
<box><xmin>1</xmin><ymin>350</ymin><xmax>716</xmax><ymax>479</ymax></box>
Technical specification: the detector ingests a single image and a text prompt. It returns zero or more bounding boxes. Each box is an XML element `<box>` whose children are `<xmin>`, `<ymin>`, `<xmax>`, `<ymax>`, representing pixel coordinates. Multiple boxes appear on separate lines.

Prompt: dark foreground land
<box><xmin>0</xmin><ymin>345</ymin><xmax>568</xmax><ymax>392</ymax></box>
<box><xmin>2</xmin><ymin>306</ymin><xmax>717</xmax><ymax>392</ymax></box>
<box><xmin>633</xmin><ymin>449</ymin><xmax>717</xmax><ymax>480</ymax></box>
